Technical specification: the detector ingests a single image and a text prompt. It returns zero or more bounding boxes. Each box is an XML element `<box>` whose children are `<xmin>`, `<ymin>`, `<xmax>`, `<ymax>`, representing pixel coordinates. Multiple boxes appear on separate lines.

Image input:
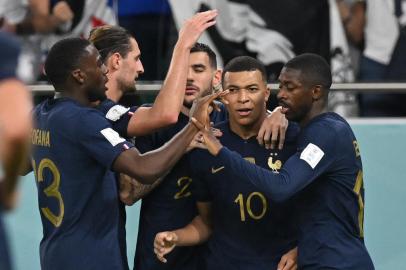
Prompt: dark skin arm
<box><xmin>112</xmin><ymin>91</ymin><xmax>227</xmax><ymax>185</ymax></box>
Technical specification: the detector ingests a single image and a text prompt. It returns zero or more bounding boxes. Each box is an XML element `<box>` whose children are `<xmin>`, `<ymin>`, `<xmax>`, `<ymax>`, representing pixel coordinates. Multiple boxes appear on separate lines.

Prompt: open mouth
<box><xmin>236</xmin><ymin>108</ymin><xmax>252</xmax><ymax>116</ymax></box>
<box><xmin>279</xmin><ymin>101</ymin><xmax>290</xmax><ymax>114</ymax></box>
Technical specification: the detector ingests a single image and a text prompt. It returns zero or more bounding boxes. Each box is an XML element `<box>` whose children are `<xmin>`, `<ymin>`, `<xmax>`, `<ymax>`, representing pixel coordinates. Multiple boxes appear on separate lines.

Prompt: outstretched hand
<box><xmin>178</xmin><ymin>10</ymin><xmax>218</xmax><ymax>49</ymax></box>
<box><xmin>189</xmin><ymin>90</ymin><xmax>228</xmax><ymax>129</ymax></box>
<box><xmin>154</xmin><ymin>231</ymin><xmax>178</xmax><ymax>263</ymax></box>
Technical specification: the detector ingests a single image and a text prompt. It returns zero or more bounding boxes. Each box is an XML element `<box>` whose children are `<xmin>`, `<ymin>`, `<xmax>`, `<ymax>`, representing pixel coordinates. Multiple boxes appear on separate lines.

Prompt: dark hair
<box><xmin>190</xmin><ymin>42</ymin><xmax>217</xmax><ymax>69</ymax></box>
<box><xmin>44</xmin><ymin>37</ymin><xmax>91</xmax><ymax>88</ymax></box>
<box><xmin>89</xmin><ymin>25</ymin><xmax>133</xmax><ymax>63</ymax></box>
<box><xmin>284</xmin><ymin>53</ymin><xmax>332</xmax><ymax>90</ymax></box>
<box><xmin>221</xmin><ymin>56</ymin><xmax>267</xmax><ymax>86</ymax></box>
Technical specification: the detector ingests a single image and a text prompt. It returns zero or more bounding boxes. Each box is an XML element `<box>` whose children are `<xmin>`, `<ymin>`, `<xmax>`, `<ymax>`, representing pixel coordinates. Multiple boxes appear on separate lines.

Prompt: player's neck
<box><xmin>59</xmin><ymin>89</ymin><xmax>91</xmax><ymax>107</ymax></box>
<box><xmin>229</xmin><ymin>113</ymin><xmax>266</xmax><ymax>140</ymax></box>
<box><xmin>105</xmin><ymin>79</ymin><xmax>123</xmax><ymax>102</ymax></box>
<box><xmin>300</xmin><ymin>105</ymin><xmax>328</xmax><ymax>127</ymax></box>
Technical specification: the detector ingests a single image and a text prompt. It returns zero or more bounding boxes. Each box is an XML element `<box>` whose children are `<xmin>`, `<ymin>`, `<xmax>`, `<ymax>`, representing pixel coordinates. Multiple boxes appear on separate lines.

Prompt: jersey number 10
<box><xmin>234</xmin><ymin>192</ymin><xmax>267</xmax><ymax>221</ymax></box>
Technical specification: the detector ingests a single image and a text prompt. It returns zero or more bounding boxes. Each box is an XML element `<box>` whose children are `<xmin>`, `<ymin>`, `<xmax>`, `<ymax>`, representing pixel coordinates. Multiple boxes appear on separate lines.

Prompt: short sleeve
<box><xmin>75</xmin><ymin>110</ymin><xmax>134</xmax><ymax>169</ymax></box>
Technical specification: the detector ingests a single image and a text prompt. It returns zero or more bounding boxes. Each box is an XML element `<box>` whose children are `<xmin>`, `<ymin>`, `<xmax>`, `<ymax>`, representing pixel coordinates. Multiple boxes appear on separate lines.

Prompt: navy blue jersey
<box><xmin>215</xmin><ymin>113</ymin><xmax>374</xmax><ymax>269</ymax></box>
<box><xmin>134</xmin><ymin>108</ymin><xmax>227</xmax><ymax>270</ymax></box>
<box><xmin>31</xmin><ymin>97</ymin><xmax>133</xmax><ymax>270</ymax></box>
<box><xmin>95</xmin><ymin>98</ymin><xmax>139</xmax><ymax>264</ymax></box>
<box><xmin>187</xmin><ymin>121</ymin><xmax>300</xmax><ymax>270</ymax></box>
<box><xmin>96</xmin><ymin>98</ymin><xmax>138</xmax><ymax>138</ymax></box>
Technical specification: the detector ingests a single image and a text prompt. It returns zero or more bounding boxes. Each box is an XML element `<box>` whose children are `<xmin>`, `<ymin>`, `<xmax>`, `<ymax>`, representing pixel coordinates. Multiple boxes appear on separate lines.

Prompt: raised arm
<box><xmin>127</xmin><ymin>10</ymin><xmax>218</xmax><ymax>137</ymax></box>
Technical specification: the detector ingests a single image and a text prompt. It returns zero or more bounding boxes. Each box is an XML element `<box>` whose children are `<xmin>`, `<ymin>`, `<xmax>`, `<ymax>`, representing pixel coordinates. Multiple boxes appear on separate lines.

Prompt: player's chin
<box><xmin>184</xmin><ymin>95</ymin><xmax>197</xmax><ymax>106</ymax></box>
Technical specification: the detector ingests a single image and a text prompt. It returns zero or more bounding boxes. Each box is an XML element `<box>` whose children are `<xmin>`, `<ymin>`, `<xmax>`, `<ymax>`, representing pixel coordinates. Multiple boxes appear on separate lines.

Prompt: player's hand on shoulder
<box><xmin>177</xmin><ymin>10</ymin><xmax>218</xmax><ymax>49</ymax></box>
<box><xmin>277</xmin><ymin>247</ymin><xmax>297</xmax><ymax>270</ymax></box>
<box><xmin>154</xmin><ymin>231</ymin><xmax>178</xmax><ymax>263</ymax></box>
<box><xmin>257</xmin><ymin>106</ymin><xmax>288</xmax><ymax>150</ymax></box>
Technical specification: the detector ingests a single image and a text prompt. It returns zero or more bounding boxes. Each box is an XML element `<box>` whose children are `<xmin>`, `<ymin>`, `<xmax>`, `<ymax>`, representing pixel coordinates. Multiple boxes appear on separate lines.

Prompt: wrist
<box><xmin>175</xmin><ymin>40</ymin><xmax>192</xmax><ymax>52</ymax></box>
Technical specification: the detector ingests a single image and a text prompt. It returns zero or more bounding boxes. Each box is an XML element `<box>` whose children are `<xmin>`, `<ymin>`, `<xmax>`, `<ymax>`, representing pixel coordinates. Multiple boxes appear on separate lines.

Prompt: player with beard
<box><xmin>87</xmin><ymin>12</ymin><xmax>218</xmax><ymax>263</ymax></box>
<box><xmin>154</xmin><ymin>56</ymin><xmax>299</xmax><ymax>270</ymax></box>
<box><xmin>25</xmin><ymin>37</ymin><xmax>223</xmax><ymax>270</ymax></box>
<box><xmin>125</xmin><ymin>42</ymin><xmax>224</xmax><ymax>270</ymax></box>
<box><xmin>89</xmin><ymin>10</ymin><xmax>218</xmax><ymax>138</ymax></box>
<box><xmin>121</xmin><ymin>45</ymin><xmax>290</xmax><ymax>270</ymax></box>
<box><xmin>188</xmin><ymin>53</ymin><xmax>374</xmax><ymax>269</ymax></box>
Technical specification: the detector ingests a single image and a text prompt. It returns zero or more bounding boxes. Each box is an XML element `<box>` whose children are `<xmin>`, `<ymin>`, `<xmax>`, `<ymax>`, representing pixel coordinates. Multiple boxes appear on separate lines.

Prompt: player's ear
<box><xmin>312</xmin><ymin>84</ymin><xmax>323</xmax><ymax>101</ymax></box>
<box><xmin>71</xmin><ymin>69</ymin><xmax>85</xmax><ymax>84</ymax></box>
<box><xmin>265</xmin><ymin>84</ymin><xmax>271</xmax><ymax>102</ymax></box>
<box><xmin>107</xmin><ymin>52</ymin><xmax>121</xmax><ymax>71</ymax></box>
<box><xmin>212</xmin><ymin>69</ymin><xmax>222</xmax><ymax>92</ymax></box>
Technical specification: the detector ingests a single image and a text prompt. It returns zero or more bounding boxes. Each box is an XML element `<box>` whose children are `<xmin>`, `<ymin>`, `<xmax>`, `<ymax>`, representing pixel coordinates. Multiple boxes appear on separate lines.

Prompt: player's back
<box><xmin>134</xmin><ymin>108</ymin><xmax>227</xmax><ymax>270</ymax></box>
<box><xmin>189</xmin><ymin>121</ymin><xmax>300</xmax><ymax>270</ymax></box>
<box><xmin>32</xmin><ymin>98</ymin><xmax>129</xmax><ymax>270</ymax></box>
<box><xmin>295</xmin><ymin>112</ymin><xmax>374</xmax><ymax>269</ymax></box>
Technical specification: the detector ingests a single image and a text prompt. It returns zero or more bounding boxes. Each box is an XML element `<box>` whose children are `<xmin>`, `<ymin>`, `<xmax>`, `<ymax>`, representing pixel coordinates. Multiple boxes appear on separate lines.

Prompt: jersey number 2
<box><xmin>33</xmin><ymin>158</ymin><xmax>65</xmax><ymax>227</ymax></box>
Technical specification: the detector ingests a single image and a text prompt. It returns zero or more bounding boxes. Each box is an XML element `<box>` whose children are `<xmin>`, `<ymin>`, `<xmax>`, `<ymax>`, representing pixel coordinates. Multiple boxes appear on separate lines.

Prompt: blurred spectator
<box><xmin>359</xmin><ymin>0</ymin><xmax>406</xmax><ymax>116</ymax></box>
<box><xmin>169</xmin><ymin>0</ymin><xmax>360</xmax><ymax>116</ymax></box>
<box><xmin>0</xmin><ymin>31</ymin><xmax>33</xmax><ymax>270</ymax></box>
<box><xmin>336</xmin><ymin>0</ymin><xmax>365</xmax><ymax>76</ymax></box>
<box><xmin>118</xmin><ymin>0</ymin><xmax>173</xmax><ymax>80</ymax></box>
<box><xmin>41</xmin><ymin>0</ymin><xmax>117</xmax><ymax>80</ymax></box>
<box><xmin>0</xmin><ymin>0</ymin><xmax>74</xmax><ymax>82</ymax></box>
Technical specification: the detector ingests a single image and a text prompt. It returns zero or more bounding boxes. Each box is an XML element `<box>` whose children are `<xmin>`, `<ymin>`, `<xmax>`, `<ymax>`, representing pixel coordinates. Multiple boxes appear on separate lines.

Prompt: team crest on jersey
<box><xmin>105</xmin><ymin>105</ymin><xmax>130</xmax><ymax>121</ymax></box>
<box><xmin>268</xmin><ymin>153</ymin><xmax>282</xmax><ymax>173</ymax></box>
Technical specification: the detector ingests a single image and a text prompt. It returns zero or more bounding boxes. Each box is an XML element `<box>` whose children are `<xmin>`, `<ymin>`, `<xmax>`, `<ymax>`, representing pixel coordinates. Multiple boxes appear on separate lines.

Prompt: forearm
<box><xmin>119</xmin><ymin>174</ymin><xmax>164</xmax><ymax>205</ymax></box>
<box><xmin>173</xmin><ymin>215</ymin><xmax>212</xmax><ymax>246</ymax></box>
<box><xmin>0</xmin><ymin>80</ymin><xmax>32</xmax><ymax>208</ymax></box>
<box><xmin>115</xmin><ymin>123</ymin><xmax>198</xmax><ymax>184</ymax></box>
<box><xmin>149</xmin><ymin>42</ymin><xmax>192</xmax><ymax>123</ymax></box>
<box><xmin>217</xmin><ymin>147</ymin><xmax>314</xmax><ymax>202</ymax></box>
<box><xmin>1</xmin><ymin>138</ymin><xmax>29</xmax><ymax>209</ymax></box>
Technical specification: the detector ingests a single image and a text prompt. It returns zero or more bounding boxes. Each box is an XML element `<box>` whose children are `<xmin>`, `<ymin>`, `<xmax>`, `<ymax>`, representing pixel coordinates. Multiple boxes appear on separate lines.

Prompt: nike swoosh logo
<box><xmin>211</xmin><ymin>166</ymin><xmax>225</xmax><ymax>174</ymax></box>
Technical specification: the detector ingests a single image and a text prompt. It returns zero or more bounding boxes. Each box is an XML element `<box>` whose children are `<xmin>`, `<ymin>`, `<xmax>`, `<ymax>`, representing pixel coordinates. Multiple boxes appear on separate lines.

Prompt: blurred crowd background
<box><xmin>1</xmin><ymin>0</ymin><xmax>406</xmax><ymax>117</ymax></box>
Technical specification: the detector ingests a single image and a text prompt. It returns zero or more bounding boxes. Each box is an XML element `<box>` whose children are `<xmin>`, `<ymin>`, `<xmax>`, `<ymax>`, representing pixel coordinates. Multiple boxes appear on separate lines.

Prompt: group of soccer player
<box><xmin>0</xmin><ymin>8</ymin><xmax>374</xmax><ymax>270</ymax></box>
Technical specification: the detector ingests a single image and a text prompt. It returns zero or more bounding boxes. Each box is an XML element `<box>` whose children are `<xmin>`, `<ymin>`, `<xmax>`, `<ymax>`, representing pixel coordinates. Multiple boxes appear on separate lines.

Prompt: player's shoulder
<box><xmin>285</xmin><ymin>121</ymin><xmax>300</xmax><ymax>142</ymax></box>
<box><xmin>305</xmin><ymin>112</ymin><xmax>350</xmax><ymax>137</ymax></box>
<box><xmin>96</xmin><ymin>99</ymin><xmax>134</xmax><ymax>122</ymax></box>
